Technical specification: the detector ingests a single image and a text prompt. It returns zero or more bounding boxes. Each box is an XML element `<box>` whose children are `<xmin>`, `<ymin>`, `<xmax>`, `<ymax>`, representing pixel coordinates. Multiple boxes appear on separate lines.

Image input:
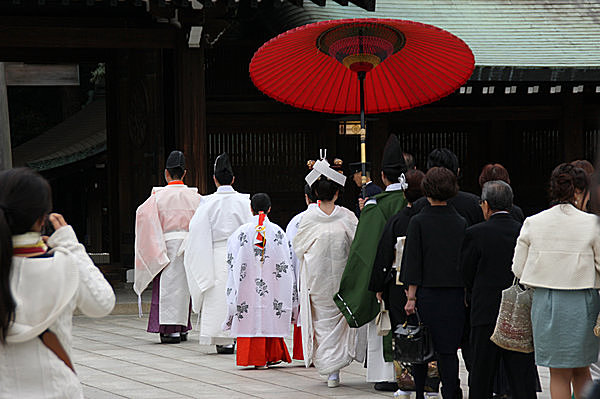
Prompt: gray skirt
<box><xmin>531</xmin><ymin>287</ymin><xmax>600</xmax><ymax>368</ymax></box>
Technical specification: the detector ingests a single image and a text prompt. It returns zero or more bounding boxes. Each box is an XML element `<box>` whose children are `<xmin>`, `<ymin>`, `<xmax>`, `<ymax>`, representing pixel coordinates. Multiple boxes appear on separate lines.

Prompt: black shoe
<box><xmin>216</xmin><ymin>344</ymin><xmax>235</xmax><ymax>354</ymax></box>
<box><xmin>266</xmin><ymin>360</ymin><xmax>282</xmax><ymax>367</ymax></box>
<box><xmin>181</xmin><ymin>332</ymin><xmax>188</xmax><ymax>342</ymax></box>
<box><xmin>374</xmin><ymin>382</ymin><xmax>399</xmax><ymax>392</ymax></box>
<box><xmin>160</xmin><ymin>333</ymin><xmax>181</xmax><ymax>344</ymax></box>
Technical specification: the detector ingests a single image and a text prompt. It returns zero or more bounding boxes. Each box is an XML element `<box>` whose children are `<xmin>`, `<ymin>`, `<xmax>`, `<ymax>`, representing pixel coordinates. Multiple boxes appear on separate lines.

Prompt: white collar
<box><xmin>216</xmin><ymin>185</ymin><xmax>235</xmax><ymax>193</ymax></box>
<box><xmin>12</xmin><ymin>232</ymin><xmax>43</xmax><ymax>247</ymax></box>
<box><xmin>385</xmin><ymin>182</ymin><xmax>405</xmax><ymax>192</ymax></box>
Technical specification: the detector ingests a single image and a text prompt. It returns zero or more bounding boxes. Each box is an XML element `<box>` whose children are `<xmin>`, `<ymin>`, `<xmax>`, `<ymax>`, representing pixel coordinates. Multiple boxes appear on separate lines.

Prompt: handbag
<box><xmin>375</xmin><ymin>300</ymin><xmax>392</xmax><ymax>336</ymax></box>
<box><xmin>490</xmin><ymin>278</ymin><xmax>534</xmax><ymax>353</ymax></box>
<box><xmin>393</xmin><ymin>361</ymin><xmax>440</xmax><ymax>392</ymax></box>
<box><xmin>393</xmin><ymin>311</ymin><xmax>435</xmax><ymax>364</ymax></box>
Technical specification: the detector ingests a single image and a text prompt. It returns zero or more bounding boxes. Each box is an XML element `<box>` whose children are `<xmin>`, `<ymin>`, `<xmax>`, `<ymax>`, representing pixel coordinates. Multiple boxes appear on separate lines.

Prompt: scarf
<box><xmin>12</xmin><ymin>232</ymin><xmax>48</xmax><ymax>257</ymax></box>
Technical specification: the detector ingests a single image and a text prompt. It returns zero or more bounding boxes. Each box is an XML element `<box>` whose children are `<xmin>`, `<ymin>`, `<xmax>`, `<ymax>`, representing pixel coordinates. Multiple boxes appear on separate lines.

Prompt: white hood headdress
<box><xmin>305</xmin><ymin>149</ymin><xmax>346</xmax><ymax>187</ymax></box>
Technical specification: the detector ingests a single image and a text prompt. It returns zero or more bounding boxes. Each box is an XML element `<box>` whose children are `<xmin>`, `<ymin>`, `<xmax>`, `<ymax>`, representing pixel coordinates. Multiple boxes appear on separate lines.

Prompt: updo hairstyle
<box><xmin>549</xmin><ymin>163</ymin><xmax>586</xmax><ymax>205</ymax></box>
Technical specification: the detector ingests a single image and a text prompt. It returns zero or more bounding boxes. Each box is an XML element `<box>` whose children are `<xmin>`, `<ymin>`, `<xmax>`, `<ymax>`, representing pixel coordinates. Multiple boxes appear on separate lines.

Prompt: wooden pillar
<box><xmin>563</xmin><ymin>94</ymin><xmax>585</xmax><ymax>162</ymax></box>
<box><xmin>0</xmin><ymin>63</ymin><xmax>12</xmax><ymax>170</ymax></box>
<box><xmin>174</xmin><ymin>36</ymin><xmax>207</xmax><ymax>194</ymax></box>
<box><xmin>106</xmin><ymin>49</ymin><xmax>166</xmax><ymax>266</ymax></box>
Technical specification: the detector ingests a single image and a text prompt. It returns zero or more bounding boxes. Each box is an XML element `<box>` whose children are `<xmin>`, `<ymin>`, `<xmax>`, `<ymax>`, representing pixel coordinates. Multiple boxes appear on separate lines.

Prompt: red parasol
<box><xmin>249</xmin><ymin>19</ymin><xmax>475</xmax><ymax>193</ymax></box>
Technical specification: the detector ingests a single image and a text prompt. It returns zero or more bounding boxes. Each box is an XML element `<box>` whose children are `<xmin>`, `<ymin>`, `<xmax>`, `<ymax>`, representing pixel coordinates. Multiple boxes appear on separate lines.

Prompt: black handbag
<box><xmin>393</xmin><ymin>311</ymin><xmax>435</xmax><ymax>364</ymax></box>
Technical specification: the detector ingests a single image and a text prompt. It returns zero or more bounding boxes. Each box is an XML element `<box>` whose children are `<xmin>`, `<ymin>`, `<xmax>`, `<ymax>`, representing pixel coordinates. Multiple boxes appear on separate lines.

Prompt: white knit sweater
<box><xmin>0</xmin><ymin>226</ymin><xmax>115</xmax><ymax>398</ymax></box>
<box><xmin>512</xmin><ymin>204</ymin><xmax>600</xmax><ymax>290</ymax></box>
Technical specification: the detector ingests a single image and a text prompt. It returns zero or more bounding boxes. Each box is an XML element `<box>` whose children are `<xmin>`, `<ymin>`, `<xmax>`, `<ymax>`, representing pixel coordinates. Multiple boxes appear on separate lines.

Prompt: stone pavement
<box><xmin>73</xmin><ymin>314</ymin><xmax>551</xmax><ymax>399</ymax></box>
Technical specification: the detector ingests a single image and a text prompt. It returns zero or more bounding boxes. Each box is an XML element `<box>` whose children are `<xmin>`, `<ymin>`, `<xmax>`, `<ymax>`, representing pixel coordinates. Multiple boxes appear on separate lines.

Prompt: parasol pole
<box><xmin>358</xmin><ymin>71</ymin><xmax>367</xmax><ymax>198</ymax></box>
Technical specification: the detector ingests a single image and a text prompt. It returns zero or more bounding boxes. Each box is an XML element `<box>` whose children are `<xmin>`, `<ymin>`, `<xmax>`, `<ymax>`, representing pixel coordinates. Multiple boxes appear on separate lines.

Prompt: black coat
<box><xmin>369</xmin><ymin>205</ymin><xmax>421</xmax><ymax>326</ymax></box>
<box><xmin>369</xmin><ymin>206</ymin><xmax>419</xmax><ymax>293</ymax></box>
<box><xmin>511</xmin><ymin>204</ymin><xmax>525</xmax><ymax>223</ymax></box>
<box><xmin>413</xmin><ymin>190</ymin><xmax>484</xmax><ymax>227</ymax></box>
<box><xmin>459</xmin><ymin>213</ymin><xmax>522</xmax><ymax>326</ymax></box>
<box><xmin>401</xmin><ymin>205</ymin><xmax>467</xmax><ymax>287</ymax></box>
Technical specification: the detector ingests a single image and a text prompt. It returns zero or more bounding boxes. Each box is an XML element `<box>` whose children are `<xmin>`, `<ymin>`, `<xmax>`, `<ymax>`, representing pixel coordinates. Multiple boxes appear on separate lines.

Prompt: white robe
<box><xmin>223</xmin><ymin>216</ymin><xmax>298</xmax><ymax>337</ymax></box>
<box><xmin>185</xmin><ymin>185</ymin><xmax>253</xmax><ymax>345</ymax></box>
<box><xmin>134</xmin><ymin>184</ymin><xmax>201</xmax><ymax>326</ymax></box>
<box><xmin>293</xmin><ymin>205</ymin><xmax>366</xmax><ymax>375</ymax></box>
<box><xmin>285</xmin><ymin>202</ymin><xmax>318</xmax><ymax>328</ymax></box>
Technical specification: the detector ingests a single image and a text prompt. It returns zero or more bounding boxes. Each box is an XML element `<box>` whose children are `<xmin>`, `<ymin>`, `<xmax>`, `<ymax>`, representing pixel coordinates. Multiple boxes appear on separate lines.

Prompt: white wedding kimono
<box><xmin>285</xmin><ymin>202</ymin><xmax>318</xmax><ymax>314</ymax></box>
<box><xmin>185</xmin><ymin>185</ymin><xmax>252</xmax><ymax>345</ymax></box>
<box><xmin>293</xmin><ymin>205</ymin><xmax>366</xmax><ymax>375</ymax></box>
<box><xmin>134</xmin><ymin>183</ymin><xmax>201</xmax><ymax>326</ymax></box>
<box><xmin>223</xmin><ymin>215</ymin><xmax>298</xmax><ymax>337</ymax></box>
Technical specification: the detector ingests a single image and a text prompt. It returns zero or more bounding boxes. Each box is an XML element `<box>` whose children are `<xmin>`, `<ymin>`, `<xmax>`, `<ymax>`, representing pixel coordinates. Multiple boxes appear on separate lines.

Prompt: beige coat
<box><xmin>512</xmin><ymin>204</ymin><xmax>600</xmax><ymax>290</ymax></box>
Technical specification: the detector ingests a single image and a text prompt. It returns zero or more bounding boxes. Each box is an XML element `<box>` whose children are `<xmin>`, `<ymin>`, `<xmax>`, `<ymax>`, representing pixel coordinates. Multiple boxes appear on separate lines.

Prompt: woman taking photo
<box><xmin>0</xmin><ymin>168</ymin><xmax>115</xmax><ymax>398</ymax></box>
<box><xmin>402</xmin><ymin>166</ymin><xmax>468</xmax><ymax>399</ymax></box>
<box><xmin>512</xmin><ymin>163</ymin><xmax>600</xmax><ymax>399</ymax></box>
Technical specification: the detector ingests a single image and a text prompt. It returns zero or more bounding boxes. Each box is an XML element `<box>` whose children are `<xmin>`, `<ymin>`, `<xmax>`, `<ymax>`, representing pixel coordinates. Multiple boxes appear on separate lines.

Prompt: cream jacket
<box><xmin>512</xmin><ymin>204</ymin><xmax>600</xmax><ymax>290</ymax></box>
<box><xmin>0</xmin><ymin>226</ymin><xmax>115</xmax><ymax>398</ymax></box>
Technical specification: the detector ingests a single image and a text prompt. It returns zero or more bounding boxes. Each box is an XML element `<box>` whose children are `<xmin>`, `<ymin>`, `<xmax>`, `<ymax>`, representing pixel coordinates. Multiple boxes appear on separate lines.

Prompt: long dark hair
<box><xmin>0</xmin><ymin>168</ymin><xmax>52</xmax><ymax>344</ymax></box>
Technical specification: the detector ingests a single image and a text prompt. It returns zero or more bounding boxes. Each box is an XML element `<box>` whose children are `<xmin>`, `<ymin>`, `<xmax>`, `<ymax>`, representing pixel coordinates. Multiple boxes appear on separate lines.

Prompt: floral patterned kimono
<box><xmin>223</xmin><ymin>214</ymin><xmax>299</xmax><ymax>366</ymax></box>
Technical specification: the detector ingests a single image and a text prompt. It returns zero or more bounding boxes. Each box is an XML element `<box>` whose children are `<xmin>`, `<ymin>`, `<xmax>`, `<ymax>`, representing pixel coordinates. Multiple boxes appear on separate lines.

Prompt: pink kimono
<box><xmin>134</xmin><ymin>182</ymin><xmax>201</xmax><ymax>333</ymax></box>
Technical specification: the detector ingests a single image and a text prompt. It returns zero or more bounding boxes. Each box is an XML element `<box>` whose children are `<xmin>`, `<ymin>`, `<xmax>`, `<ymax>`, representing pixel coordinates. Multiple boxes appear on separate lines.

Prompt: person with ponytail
<box><xmin>512</xmin><ymin>163</ymin><xmax>600</xmax><ymax>399</ymax></box>
<box><xmin>0</xmin><ymin>167</ymin><xmax>115</xmax><ymax>398</ymax></box>
<box><xmin>222</xmin><ymin>193</ymin><xmax>298</xmax><ymax>368</ymax></box>
<box><xmin>293</xmin><ymin>156</ymin><xmax>364</xmax><ymax>387</ymax></box>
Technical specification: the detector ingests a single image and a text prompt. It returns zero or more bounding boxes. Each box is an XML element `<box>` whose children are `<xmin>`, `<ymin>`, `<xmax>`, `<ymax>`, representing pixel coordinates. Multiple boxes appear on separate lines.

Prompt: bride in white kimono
<box><xmin>293</xmin><ymin>157</ymin><xmax>365</xmax><ymax>388</ymax></box>
<box><xmin>223</xmin><ymin>193</ymin><xmax>298</xmax><ymax>367</ymax></box>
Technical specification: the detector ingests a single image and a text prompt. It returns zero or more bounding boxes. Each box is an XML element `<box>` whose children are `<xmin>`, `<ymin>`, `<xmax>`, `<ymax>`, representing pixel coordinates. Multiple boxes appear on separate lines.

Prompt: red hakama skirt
<box><xmin>292</xmin><ymin>325</ymin><xmax>304</xmax><ymax>360</ymax></box>
<box><xmin>236</xmin><ymin>337</ymin><xmax>291</xmax><ymax>367</ymax></box>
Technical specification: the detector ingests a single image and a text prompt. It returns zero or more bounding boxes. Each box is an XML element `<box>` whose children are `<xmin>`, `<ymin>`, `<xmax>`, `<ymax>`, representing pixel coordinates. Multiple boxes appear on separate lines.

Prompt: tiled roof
<box><xmin>12</xmin><ymin>97</ymin><xmax>106</xmax><ymax>171</ymax></box>
<box><xmin>275</xmin><ymin>0</ymin><xmax>600</xmax><ymax>68</ymax></box>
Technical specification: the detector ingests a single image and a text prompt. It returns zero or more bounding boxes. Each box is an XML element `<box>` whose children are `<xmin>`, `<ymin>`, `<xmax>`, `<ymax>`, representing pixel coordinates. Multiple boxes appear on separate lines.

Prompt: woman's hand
<box><xmin>376</xmin><ymin>292</ymin><xmax>383</xmax><ymax>303</ymax></box>
<box><xmin>49</xmin><ymin>213</ymin><xmax>68</xmax><ymax>230</ymax></box>
<box><xmin>358</xmin><ymin>197</ymin><xmax>366</xmax><ymax>211</ymax></box>
<box><xmin>41</xmin><ymin>213</ymin><xmax>68</xmax><ymax>243</ymax></box>
<box><xmin>404</xmin><ymin>298</ymin><xmax>416</xmax><ymax>315</ymax></box>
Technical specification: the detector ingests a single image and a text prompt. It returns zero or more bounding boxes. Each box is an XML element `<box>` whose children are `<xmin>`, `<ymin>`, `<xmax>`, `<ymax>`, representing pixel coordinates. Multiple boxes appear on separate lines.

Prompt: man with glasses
<box><xmin>460</xmin><ymin>180</ymin><xmax>537</xmax><ymax>398</ymax></box>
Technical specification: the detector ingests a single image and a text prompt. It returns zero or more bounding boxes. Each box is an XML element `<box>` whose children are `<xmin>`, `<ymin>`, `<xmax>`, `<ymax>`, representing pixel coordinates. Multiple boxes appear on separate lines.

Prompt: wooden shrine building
<box><xmin>3</xmin><ymin>0</ymin><xmax>600</xmax><ymax>282</ymax></box>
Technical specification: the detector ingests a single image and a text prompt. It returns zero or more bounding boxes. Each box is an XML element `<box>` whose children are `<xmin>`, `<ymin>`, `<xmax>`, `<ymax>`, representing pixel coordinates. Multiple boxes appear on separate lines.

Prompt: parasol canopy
<box><xmin>250</xmin><ymin>18</ymin><xmax>475</xmax><ymax>115</ymax></box>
